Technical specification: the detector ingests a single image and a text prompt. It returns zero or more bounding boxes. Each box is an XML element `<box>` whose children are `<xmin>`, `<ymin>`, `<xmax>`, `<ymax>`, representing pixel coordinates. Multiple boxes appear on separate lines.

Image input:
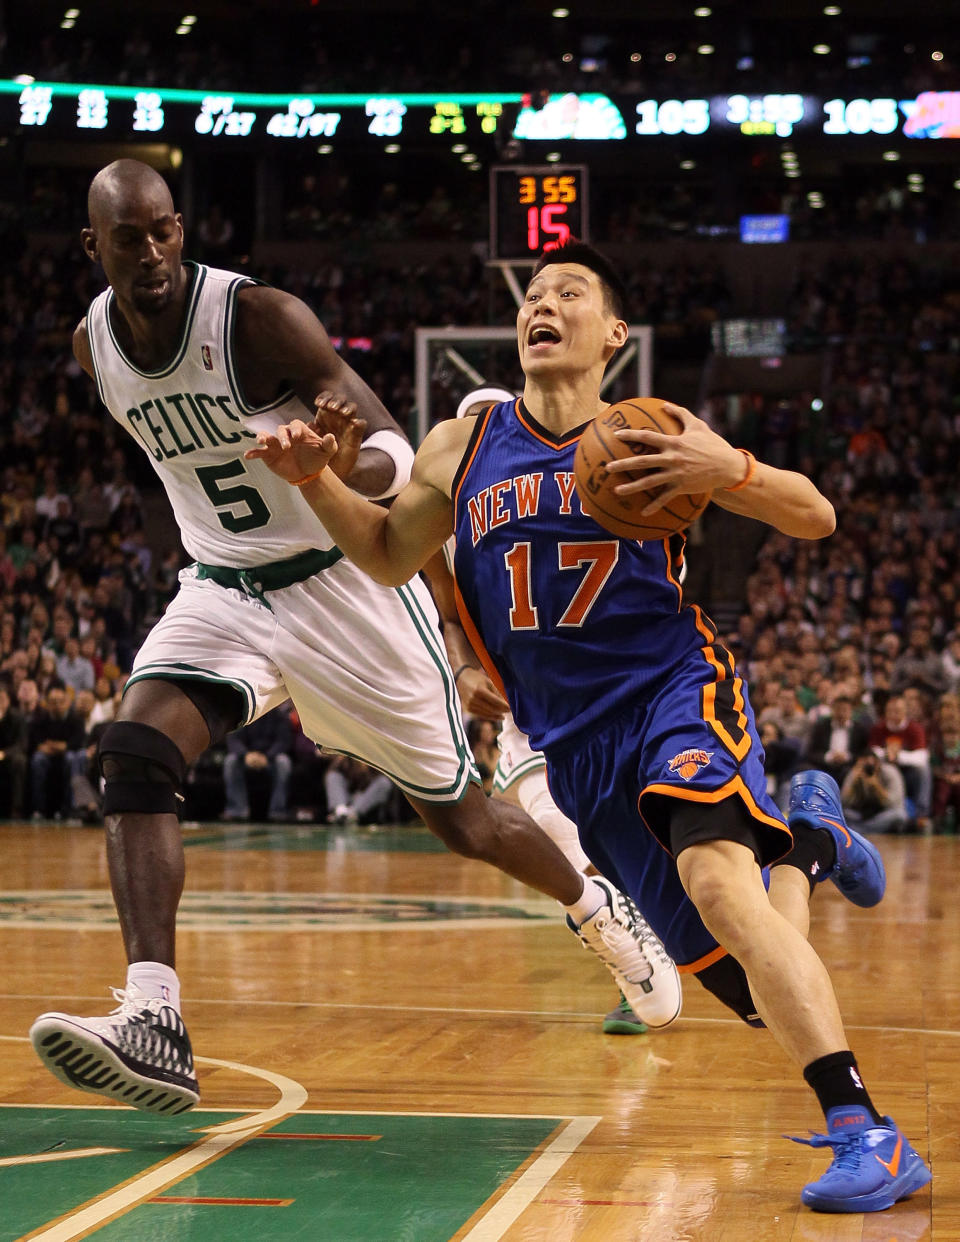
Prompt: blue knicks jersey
<box><xmin>453</xmin><ymin>400</ymin><xmax>710</xmax><ymax>752</ymax></box>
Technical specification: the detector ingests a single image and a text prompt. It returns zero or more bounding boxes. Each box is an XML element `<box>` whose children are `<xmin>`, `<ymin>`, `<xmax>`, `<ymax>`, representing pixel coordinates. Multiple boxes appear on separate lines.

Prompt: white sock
<box><xmin>126</xmin><ymin>962</ymin><xmax>181</xmax><ymax>1013</ymax></box>
<box><xmin>563</xmin><ymin>875</ymin><xmax>607</xmax><ymax>926</ymax></box>
<box><xmin>518</xmin><ymin>772</ymin><xmax>593</xmax><ymax>872</ymax></box>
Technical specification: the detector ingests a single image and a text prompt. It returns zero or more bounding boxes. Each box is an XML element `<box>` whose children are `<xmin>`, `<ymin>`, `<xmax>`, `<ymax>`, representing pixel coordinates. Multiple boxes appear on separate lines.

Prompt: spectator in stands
<box><xmin>43</xmin><ymin>498</ymin><xmax>81</xmax><ymax>565</ymax></box>
<box><xmin>759</xmin><ymin>719</ymin><xmax>802</xmax><ymax>810</ymax></box>
<box><xmin>867</xmin><ymin>693</ymin><xmax>932</xmax><ymax>830</ymax></box>
<box><xmin>286</xmin><ymin>708</ymin><xmax>330</xmax><ymax>823</ymax></box>
<box><xmin>0</xmin><ymin>682</ymin><xmax>27</xmax><ymax>818</ymax></box>
<box><xmin>68</xmin><ymin>687</ymin><xmax>103</xmax><ymax>824</ymax></box>
<box><xmin>34</xmin><ymin>470</ymin><xmax>68</xmax><ymax>522</ymax></box>
<box><xmin>56</xmin><ymin>634</ymin><xmax>95</xmax><ymax>695</ymax></box>
<box><xmin>196</xmin><ymin>204</ymin><xmax>236</xmax><ymax>267</ymax></box>
<box><xmin>942</xmin><ymin>631</ymin><xmax>960</xmax><ymax>693</ymax></box>
<box><xmin>931</xmin><ymin>716</ymin><xmax>960</xmax><ymax>833</ymax></box>
<box><xmin>760</xmin><ymin>685</ymin><xmax>811</xmax><ymax>757</ymax></box>
<box><xmin>324</xmin><ymin>756</ymin><xmax>395</xmax><ymax>826</ymax></box>
<box><xmin>87</xmin><ymin>674</ymin><xmax>117</xmax><ymax>729</ymax></box>
<box><xmin>891</xmin><ymin>621</ymin><xmax>948</xmax><ymax>697</ymax></box>
<box><xmin>35</xmin><ymin>649</ymin><xmax>61</xmax><ymax>698</ymax></box>
<box><xmin>804</xmin><ymin>693</ymin><xmax>871</xmax><ymax>786</ymax></box>
<box><xmin>222</xmin><ymin>707</ymin><xmax>293</xmax><ymax>823</ymax></box>
<box><xmin>841</xmin><ymin>749</ymin><xmax>909</xmax><ymax>836</ymax></box>
<box><xmin>28</xmin><ymin>683</ymin><xmax>86</xmax><ymax>819</ymax></box>
<box><xmin>0</xmin><ymin>531</ymin><xmax>16</xmax><ymax>592</ymax></box>
<box><xmin>73</xmin><ymin>468</ymin><xmax>112</xmax><ymax>533</ymax></box>
<box><xmin>17</xmin><ymin>677</ymin><xmax>41</xmax><ymax>731</ymax></box>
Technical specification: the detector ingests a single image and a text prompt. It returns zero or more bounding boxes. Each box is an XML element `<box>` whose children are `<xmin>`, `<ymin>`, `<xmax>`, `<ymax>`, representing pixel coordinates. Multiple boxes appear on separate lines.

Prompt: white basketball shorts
<box><xmin>127</xmin><ymin>560</ymin><xmax>478</xmax><ymax>802</ymax></box>
<box><xmin>492</xmin><ymin>713</ymin><xmax>547</xmax><ymax>800</ymax></box>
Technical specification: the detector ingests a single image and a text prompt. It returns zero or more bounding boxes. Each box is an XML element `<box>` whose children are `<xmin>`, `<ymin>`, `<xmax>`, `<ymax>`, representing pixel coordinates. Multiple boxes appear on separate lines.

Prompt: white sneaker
<box><xmin>30</xmin><ymin>983</ymin><xmax>199</xmax><ymax>1114</ymax></box>
<box><xmin>569</xmin><ymin>877</ymin><xmax>682</xmax><ymax>1029</ymax></box>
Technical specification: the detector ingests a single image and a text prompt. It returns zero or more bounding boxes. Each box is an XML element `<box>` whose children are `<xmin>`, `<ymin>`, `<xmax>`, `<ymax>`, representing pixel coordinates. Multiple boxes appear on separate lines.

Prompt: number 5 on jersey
<box><xmin>196</xmin><ymin>461</ymin><xmax>272</xmax><ymax>533</ymax></box>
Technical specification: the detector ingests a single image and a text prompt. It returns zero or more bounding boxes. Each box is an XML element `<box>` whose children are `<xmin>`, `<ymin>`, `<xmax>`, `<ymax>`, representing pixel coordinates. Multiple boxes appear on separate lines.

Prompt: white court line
<box><xmin>460</xmin><ymin>1115</ymin><xmax>600</xmax><ymax>1242</ymax></box>
<box><xmin>4</xmin><ymin>998</ymin><xmax>958</xmax><ymax>1040</ymax></box>
<box><xmin>0</xmin><ymin>918</ymin><xmax>554</xmax><ymax>933</ymax></box>
<box><xmin>0</xmin><ymin>1147</ymin><xmax>127</xmax><ymax>1168</ymax></box>
<box><xmin>3</xmin><ymin>1043</ymin><xmax>307</xmax><ymax>1242</ymax></box>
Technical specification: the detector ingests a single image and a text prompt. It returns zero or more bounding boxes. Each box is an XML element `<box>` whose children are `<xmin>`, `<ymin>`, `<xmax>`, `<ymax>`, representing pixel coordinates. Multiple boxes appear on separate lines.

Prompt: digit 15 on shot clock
<box><xmin>489</xmin><ymin>165</ymin><xmax>589</xmax><ymax>261</ymax></box>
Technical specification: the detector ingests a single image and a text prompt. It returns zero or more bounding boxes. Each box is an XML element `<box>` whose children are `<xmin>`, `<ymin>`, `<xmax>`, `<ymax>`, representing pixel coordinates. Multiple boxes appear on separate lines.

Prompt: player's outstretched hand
<box><xmin>456</xmin><ymin>667</ymin><xmax>510</xmax><ymax>719</ymax></box>
<box><xmin>244</xmin><ymin>418</ymin><xmax>337</xmax><ymax>485</ymax></box>
<box><xmin>606</xmin><ymin>401</ymin><xmax>744</xmax><ymax>513</ymax></box>
<box><xmin>312</xmin><ymin>391</ymin><xmax>367</xmax><ymax>481</ymax></box>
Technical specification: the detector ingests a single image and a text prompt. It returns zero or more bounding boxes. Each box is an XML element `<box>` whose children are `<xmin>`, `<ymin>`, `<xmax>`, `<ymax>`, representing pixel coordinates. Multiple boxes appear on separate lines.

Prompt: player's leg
<box><xmin>408</xmin><ymin>783</ymin><xmax>583</xmax><ymax>903</ymax></box>
<box><xmin>31</xmin><ymin>579</ymin><xmax>286</xmax><ymax>1114</ymax></box>
<box><xmin>30</xmin><ymin>678</ymin><xmax>220</xmax><ymax>1115</ymax></box>
<box><xmin>493</xmin><ymin>717</ymin><xmax>676</xmax><ymax>1031</ymax></box>
<box><xmin>674</xmin><ymin>805</ymin><xmax>930</xmax><ymax>1212</ymax></box>
<box><xmin>102</xmin><ymin>679</ymin><xmax>215</xmax><ymax>964</ymax></box>
<box><xmin>407</xmin><ymin>784</ymin><xmax>674</xmax><ymax>1024</ymax></box>
<box><xmin>510</xmin><ymin>766</ymin><xmax>679</xmax><ymax>1032</ymax></box>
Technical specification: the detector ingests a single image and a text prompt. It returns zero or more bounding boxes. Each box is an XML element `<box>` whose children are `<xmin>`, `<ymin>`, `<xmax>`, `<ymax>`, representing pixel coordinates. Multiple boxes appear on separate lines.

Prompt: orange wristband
<box><xmin>726</xmin><ymin>448</ymin><xmax>757</xmax><ymax>492</ymax></box>
<box><xmin>292</xmin><ymin>470</ymin><xmax>324</xmax><ymax>487</ymax></box>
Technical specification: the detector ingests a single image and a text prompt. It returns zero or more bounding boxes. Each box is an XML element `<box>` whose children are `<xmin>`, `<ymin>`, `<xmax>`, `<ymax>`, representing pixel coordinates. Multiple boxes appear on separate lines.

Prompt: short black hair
<box><xmin>531</xmin><ymin>239</ymin><xmax>628</xmax><ymax>321</ymax></box>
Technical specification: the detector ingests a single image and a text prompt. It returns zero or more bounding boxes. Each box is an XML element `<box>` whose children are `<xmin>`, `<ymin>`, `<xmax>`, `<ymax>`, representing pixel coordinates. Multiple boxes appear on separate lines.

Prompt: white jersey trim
<box><xmin>221</xmin><ymin>275</ymin><xmax>297</xmax><ymax>416</ymax></box>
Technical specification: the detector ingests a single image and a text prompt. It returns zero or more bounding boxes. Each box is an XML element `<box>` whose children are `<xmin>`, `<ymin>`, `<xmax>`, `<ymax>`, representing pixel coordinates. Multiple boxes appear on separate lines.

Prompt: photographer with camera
<box><xmin>840</xmin><ymin>747</ymin><xmax>908</xmax><ymax>835</ymax></box>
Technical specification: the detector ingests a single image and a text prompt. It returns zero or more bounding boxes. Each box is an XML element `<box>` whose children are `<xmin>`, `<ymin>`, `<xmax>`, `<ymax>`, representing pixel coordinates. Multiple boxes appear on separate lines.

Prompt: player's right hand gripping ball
<box><xmin>574</xmin><ymin>397</ymin><xmax>711</xmax><ymax>541</ymax></box>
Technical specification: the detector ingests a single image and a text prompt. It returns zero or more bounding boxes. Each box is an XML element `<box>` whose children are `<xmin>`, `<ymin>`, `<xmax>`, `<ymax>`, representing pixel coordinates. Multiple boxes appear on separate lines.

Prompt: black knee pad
<box><xmin>695</xmin><ymin>954</ymin><xmax>766</xmax><ymax>1028</ymax></box>
<box><xmin>98</xmin><ymin>720</ymin><xmax>187</xmax><ymax>816</ymax></box>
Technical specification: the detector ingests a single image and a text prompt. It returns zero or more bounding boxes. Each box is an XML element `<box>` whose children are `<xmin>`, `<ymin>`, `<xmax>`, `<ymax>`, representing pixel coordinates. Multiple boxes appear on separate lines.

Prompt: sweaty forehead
<box><xmin>526</xmin><ymin>264</ymin><xmax>595</xmax><ymax>293</ymax></box>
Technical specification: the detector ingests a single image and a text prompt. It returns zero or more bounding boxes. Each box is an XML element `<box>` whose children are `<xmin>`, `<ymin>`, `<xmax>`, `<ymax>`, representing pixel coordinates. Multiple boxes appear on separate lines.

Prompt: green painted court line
<box><xmin>1</xmin><ymin>1109</ymin><xmax>560</xmax><ymax>1241</ymax></box>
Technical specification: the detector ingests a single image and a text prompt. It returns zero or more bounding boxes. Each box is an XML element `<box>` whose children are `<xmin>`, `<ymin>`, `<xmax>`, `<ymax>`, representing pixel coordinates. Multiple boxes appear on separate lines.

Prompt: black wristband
<box><xmin>453</xmin><ymin>664</ymin><xmax>472</xmax><ymax>682</ymax></box>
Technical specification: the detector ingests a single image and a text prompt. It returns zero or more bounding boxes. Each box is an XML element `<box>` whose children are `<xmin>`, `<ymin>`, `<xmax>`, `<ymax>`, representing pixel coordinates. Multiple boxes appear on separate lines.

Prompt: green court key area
<box><xmin>1</xmin><ymin>1107</ymin><xmax>560</xmax><ymax>1240</ymax></box>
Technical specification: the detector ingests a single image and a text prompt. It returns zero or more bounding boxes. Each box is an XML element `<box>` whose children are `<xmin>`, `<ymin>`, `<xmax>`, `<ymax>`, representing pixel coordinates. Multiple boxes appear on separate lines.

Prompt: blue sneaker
<box><xmin>788</xmin><ymin>770</ymin><xmax>886</xmax><ymax>908</ymax></box>
<box><xmin>789</xmin><ymin>1107</ymin><xmax>932</xmax><ymax>1213</ymax></box>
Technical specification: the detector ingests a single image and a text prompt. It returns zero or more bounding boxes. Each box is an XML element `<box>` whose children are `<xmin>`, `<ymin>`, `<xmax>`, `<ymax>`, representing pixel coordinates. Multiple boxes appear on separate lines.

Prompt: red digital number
<box><xmin>526</xmin><ymin>204</ymin><xmax>571</xmax><ymax>252</ymax></box>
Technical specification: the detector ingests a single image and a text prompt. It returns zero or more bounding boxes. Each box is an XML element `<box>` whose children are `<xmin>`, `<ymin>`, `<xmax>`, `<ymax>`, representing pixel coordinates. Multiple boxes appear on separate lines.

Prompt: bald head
<box><xmin>88</xmin><ymin>159</ymin><xmax>174</xmax><ymax>231</ymax></box>
<box><xmin>82</xmin><ymin>159</ymin><xmax>184</xmax><ymax>316</ymax></box>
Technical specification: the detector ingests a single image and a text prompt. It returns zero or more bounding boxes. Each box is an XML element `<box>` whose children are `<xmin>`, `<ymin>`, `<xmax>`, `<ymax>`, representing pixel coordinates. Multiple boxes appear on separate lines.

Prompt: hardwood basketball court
<box><xmin>0</xmin><ymin>819</ymin><xmax>953</xmax><ymax>1240</ymax></box>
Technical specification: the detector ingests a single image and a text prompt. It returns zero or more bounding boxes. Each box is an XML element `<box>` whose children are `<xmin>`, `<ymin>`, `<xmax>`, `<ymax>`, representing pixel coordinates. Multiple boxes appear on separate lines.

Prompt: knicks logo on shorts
<box><xmin>667</xmin><ymin>748</ymin><xmax>714</xmax><ymax>781</ymax></box>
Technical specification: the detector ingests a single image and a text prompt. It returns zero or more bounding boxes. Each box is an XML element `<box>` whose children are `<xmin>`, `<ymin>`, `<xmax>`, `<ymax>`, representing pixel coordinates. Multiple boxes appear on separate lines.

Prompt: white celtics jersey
<box><xmin>86</xmin><ymin>262</ymin><xmax>335</xmax><ymax>567</ymax></box>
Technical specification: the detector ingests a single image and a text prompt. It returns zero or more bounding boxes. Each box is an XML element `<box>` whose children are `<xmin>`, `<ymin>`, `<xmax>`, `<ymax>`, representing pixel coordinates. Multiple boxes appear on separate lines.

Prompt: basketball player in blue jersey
<box><xmin>249</xmin><ymin>239</ymin><xmax>932</xmax><ymax>1213</ymax></box>
<box><xmin>30</xmin><ymin>165</ymin><xmax>670</xmax><ymax>1117</ymax></box>
<box><xmin>426</xmin><ymin>385</ymin><xmax>680</xmax><ymax>1034</ymax></box>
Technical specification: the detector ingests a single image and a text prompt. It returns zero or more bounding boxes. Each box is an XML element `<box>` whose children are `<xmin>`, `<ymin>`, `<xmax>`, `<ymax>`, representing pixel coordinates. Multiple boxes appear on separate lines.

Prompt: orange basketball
<box><xmin>573</xmin><ymin>397</ymin><xmax>711</xmax><ymax>541</ymax></box>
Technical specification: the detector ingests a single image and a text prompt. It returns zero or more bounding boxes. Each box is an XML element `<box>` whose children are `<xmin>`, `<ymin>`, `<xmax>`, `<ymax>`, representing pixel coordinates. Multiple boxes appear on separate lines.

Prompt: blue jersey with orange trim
<box><xmin>452</xmin><ymin>399</ymin><xmax>710</xmax><ymax>752</ymax></box>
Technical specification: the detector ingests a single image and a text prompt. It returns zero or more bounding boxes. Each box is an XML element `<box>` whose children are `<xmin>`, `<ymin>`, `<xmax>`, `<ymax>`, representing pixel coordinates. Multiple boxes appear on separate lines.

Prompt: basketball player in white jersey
<box><xmin>424</xmin><ymin>387</ymin><xmax>681</xmax><ymax>1034</ymax></box>
<box><xmin>30</xmin><ymin>160</ymin><xmax>660</xmax><ymax>1114</ymax></box>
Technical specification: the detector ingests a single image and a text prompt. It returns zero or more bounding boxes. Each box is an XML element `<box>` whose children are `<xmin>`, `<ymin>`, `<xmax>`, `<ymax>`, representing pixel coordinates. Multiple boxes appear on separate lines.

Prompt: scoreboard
<box><xmin>3</xmin><ymin>79</ymin><xmax>958</xmax><ymax>144</ymax></box>
<box><xmin>489</xmin><ymin>166</ymin><xmax>588</xmax><ymax>262</ymax></box>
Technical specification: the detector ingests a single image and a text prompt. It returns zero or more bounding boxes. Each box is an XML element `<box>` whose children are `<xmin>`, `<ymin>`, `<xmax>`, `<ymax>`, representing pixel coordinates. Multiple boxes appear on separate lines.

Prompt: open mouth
<box><xmin>528</xmin><ymin>324</ymin><xmax>561</xmax><ymax>348</ymax></box>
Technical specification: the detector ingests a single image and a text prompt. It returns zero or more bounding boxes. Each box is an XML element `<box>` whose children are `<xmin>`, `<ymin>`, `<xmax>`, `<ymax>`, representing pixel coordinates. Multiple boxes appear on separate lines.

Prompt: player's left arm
<box><xmin>421</xmin><ymin>548</ymin><xmax>511</xmax><ymax>719</ymax></box>
<box><xmin>234</xmin><ymin>284</ymin><xmax>411</xmax><ymax>498</ymax></box>
<box><xmin>607</xmin><ymin>402</ymin><xmax>835</xmax><ymax>540</ymax></box>
<box><xmin>245</xmin><ymin>415</ymin><xmax>469</xmax><ymax>585</ymax></box>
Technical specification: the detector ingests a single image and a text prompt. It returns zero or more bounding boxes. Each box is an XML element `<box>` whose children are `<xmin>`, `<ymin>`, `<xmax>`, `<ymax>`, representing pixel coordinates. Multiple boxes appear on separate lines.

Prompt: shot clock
<box><xmin>489</xmin><ymin>165</ymin><xmax>589</xmax><ymax>261</ymax></box>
